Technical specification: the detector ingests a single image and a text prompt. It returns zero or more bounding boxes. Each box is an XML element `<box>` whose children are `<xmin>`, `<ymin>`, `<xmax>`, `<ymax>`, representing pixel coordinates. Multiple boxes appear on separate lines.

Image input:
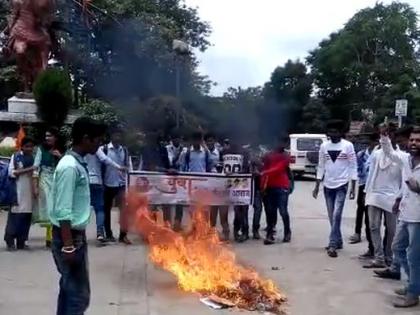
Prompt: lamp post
<box><xmin>172</xmin><ymin>39</ymin><xmax>190</xmax><ymax>129</ymax></box>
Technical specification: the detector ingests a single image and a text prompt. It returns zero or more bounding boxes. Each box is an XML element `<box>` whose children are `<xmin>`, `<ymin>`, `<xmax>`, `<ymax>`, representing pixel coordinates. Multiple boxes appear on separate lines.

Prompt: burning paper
<box><xmin>126</xmin><ymin>192</ymin><xmax>287</xmax><ymax>314</ymax></box>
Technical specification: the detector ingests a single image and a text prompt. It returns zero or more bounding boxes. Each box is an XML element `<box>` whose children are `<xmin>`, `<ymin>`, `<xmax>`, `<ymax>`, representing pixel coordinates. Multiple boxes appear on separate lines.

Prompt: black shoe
<box><xmin>119</xmin><ymin>236</ymin><xmax>133</xmax><ymax>245</ymax></box>
<box><xmin>363</xmin><ymin>261</ymin><xmax>387</xmax><ymax>269</ymax></box>
<box><xmin>106</xmin><ymin>236</ymin><xmax>117</xmax><ymax>243</ymax></box>
<box><xmin>283</xmin><ymin>232</ymin><xmax>291</xmax><ymax>243</ymax></box>
<box><xmin>327</xmin><ymin>248</ymin><xmax>338</xmax><ymax>258</ymax></box>
<box><xmin>253</xmin><ymin>231</ymin><xmax>261</xmax><ymax>240</ymax></box>
<box><xmin>358</xmin><ymin>250</ymin><xmax>374</xmax><ymax>260</ymax></box>
<box><xmin>16</xmin><ymin>241</ymin><xmax>29</xmax><ymax>250</ymax></box>
<box><xmin>6</xmin><ymin>242</ymin><xmax>16</xmax><ymax>251</ymax></box>
<box><xmin>234</xmin><ymin>234</ymin><xmax>247</xmax><ymax>243</ymax></box>
<box><xmin>374</xmin><ymin>268</ymin><xmax>401</xmax><ymax>280</ymax></box>
<box><xmin>264</xmin><ymin>235</ymin><xmax>276</xmax><ymax>245</ymax></box>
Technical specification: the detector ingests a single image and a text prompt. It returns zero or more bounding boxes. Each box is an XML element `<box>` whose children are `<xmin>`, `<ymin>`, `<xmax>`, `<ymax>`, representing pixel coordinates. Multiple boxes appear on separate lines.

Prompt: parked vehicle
<box><xmin>288</xmin><ymin>134</ymin><xmax>327</xmax><ymax>177</ymax></box>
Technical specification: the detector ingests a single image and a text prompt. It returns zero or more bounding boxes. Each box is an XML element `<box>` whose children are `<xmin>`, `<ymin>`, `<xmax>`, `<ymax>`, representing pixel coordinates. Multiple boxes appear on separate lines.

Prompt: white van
<box><xmin>288</xmin><ymin>134</ymin><xmax>327</xmax><ymax>176</ymax></box>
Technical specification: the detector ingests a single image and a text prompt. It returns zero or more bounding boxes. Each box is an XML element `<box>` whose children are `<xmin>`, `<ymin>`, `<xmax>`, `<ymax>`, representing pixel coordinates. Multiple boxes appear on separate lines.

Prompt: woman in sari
<box><xmin>32</xmin><ymin>128</ymin><xmax>63</xmax><ymax>247</ymax></box>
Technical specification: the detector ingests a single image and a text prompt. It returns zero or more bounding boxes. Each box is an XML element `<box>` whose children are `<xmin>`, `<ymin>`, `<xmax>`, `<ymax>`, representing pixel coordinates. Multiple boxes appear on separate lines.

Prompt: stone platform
<box><xmin>0</xmin><ymin>96</ymin><xmax>78</xmax><ymax>124</ymax></box>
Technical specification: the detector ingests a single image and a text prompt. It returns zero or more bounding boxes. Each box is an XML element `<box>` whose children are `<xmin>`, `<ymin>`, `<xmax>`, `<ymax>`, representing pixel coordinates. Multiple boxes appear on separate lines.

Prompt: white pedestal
<box><xmin>7</xmin><ymin>96</ymin><xmax>37</xmax><ymax>114</ymax></box>
<box><xmin>0</xmin><ymin>96</ymin><xmax>79</xmax><ymax>123</ymax></box>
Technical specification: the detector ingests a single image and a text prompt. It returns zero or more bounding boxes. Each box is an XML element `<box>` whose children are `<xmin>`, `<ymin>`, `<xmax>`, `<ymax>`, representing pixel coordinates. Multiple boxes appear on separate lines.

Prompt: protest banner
<box><xmin>128</xmin><ymin>171</ymin><xmax>253</xmax><ymax>206</ymax></box>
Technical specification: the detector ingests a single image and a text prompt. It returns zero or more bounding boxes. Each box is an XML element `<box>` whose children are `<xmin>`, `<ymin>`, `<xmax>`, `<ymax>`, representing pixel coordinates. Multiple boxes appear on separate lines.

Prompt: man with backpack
<box><xmin>179</xmin><ymin>131</ymin><xmax>212</xmax><ymax>173</ymax></box>
<box><xmin>98</xmin><ymin>128</ymin><xmax>131</xmax><ymax>245</ymax></box>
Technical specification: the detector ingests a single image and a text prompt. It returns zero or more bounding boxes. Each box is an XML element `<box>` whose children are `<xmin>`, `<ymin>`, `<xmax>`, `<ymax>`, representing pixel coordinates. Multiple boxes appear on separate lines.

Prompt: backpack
<box><xmin>101</xmin><ymin>144</ymin><xmax>129</xmax><ymax>176</ymax></box>
<box><xmin>0</xmin><ymin>159</ymin><xmax>17</xmax><ymax>207</ymax></box>
<box><xmin>184</xmin><ymin>148</ymin><xmax>212</xmax><ymax>173</ymax></box>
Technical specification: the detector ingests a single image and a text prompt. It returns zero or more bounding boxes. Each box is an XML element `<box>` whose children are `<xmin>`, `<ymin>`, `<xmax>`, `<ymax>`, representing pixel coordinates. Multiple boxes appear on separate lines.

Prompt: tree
<box><xmin>54</xmin><ymin>0</ymin><xmax>211</xmax><ymax>102</ymax></box>
<box><xmin>33</xmin><ymin>69</ymin><xmax>73</xmax><ymax>127</ymax></box>
<box><xmin>308</xmin><ymin>2</ymin><xmax>420</xmax><ymax>121</ymax></box>
<box><xmin>299</xmin><ymin>98</ymin><xmax>331</xmax><ymax>133</ymax></box>
<box><xmin>259</xmin><ymin>60</ymin><xmax>313</xmax><ymax>142</ymax></box>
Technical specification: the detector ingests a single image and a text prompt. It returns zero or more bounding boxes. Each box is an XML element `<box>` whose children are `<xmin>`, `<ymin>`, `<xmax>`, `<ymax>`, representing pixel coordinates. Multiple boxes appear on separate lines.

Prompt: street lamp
<box><xmin>172</xmin><ymin>39</ymin><xmax>190</xmax><ymax>129</ymax></box>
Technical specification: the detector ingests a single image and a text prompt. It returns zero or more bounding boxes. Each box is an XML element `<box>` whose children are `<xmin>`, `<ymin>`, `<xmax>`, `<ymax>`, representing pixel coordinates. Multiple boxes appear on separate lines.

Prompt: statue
<box><xmin>3</xmin><ymin>0</ymin><xmax>56</xmax><ymax>92</ymax></box>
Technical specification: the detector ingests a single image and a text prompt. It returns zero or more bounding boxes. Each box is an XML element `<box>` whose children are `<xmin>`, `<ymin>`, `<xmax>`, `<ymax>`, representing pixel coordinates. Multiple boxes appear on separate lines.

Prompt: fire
<box><xmin>126</xmin><ymin>192</ymin><xmax>287</xmax><ymax>314</ymax></box>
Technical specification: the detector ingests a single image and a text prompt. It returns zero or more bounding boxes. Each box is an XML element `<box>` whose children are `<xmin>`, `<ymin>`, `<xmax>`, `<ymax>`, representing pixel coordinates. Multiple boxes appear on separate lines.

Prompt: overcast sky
<box><xmin>185</xmin><ymin>0</ymin><xmax>420</xmax><ymax>95</ymax></box>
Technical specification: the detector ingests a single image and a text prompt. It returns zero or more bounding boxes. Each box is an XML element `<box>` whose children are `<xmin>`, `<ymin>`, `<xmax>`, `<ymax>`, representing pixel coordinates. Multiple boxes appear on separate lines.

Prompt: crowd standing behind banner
<box><xmin>2</xmin><ymin>118</ymin><xmax>420</xmax><ymax>309</ymax></box>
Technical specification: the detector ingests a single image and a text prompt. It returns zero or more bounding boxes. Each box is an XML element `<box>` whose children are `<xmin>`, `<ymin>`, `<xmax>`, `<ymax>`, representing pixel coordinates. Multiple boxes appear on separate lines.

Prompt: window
<box><xmin>296</xmin><ymin>138</ymin><xmax>323</xmax><ymax>151</ymax></box>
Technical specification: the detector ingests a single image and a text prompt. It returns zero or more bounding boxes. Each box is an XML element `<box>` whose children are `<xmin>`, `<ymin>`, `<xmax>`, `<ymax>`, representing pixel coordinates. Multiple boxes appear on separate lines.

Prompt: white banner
<box><xmin>128</xmin><ymin>171</ymin><xmax>253</xmax><ymax>206</ymax></box>
<box><xmin>222</xmin><ymin>154</ymin><xmax>244</xmax><ymax>174</ymax></box>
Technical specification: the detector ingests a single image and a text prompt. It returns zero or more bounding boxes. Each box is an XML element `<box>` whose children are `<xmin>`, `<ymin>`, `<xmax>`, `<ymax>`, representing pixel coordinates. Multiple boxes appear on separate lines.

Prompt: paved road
<box><xmin>0</xmin><ymin>180</ymin><xmax>418</xmax><ymax>315</ymax></box>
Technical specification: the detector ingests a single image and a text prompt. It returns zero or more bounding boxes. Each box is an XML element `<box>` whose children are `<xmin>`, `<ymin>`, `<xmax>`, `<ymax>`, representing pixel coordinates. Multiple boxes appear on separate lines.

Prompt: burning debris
<box><xmin>127</xmin><ymin>193</ymin><xmax>287</xmax><ymax>314</ymax></box>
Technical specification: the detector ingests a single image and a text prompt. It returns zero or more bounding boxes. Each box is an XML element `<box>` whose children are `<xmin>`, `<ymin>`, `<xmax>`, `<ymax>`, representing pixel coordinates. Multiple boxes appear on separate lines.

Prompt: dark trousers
<box><xmin>355</xmin><ymin>185</ymin><xmax>374</xmax><ymax>252</ymax></box>
<box><xmin>104</xmin><ymin>186</ymin><xmax>127</xmax><ymax>239</ymax></box>
<box><xmin>52</xmin><ymin>227</ymin><xmax>90</xmax><ymax>315</ymax></box>
<box><xmin>252</xmin><ymin>189</ymin><xmax>263</xmax><ymax>232</ymax></box>
<box><xmin>4</xmin><ymin>212</ymin><xmax>32</xmax><ymax>248</ymax></box>
<box><xmin>162</xmin><ymin>205</ymin><xmax>184</xmax><ymax>224</ymax></box>
<box><xmin>264</xmin><ymin>188</ymin><xmax>291</xmax><ymax>237</ymax></box>
<box><xmin>210</xmin><ymin>206</ymin><xmax>229</xmax><ymax>234</ymax></box>
<box><xmin>234</xmin><ymin>206</ymin><xmax>249</xmax><ymax>236</ymax></box>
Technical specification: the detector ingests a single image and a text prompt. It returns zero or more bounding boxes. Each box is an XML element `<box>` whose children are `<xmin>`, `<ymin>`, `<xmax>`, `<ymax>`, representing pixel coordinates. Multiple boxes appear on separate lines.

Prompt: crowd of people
<box><xmin>2</xmin><ymin>116</ymin><xmax>420</xmax><ymax>313</ymax></box>
<box><xmin>314</xmin><ymin>120</ymin><xmax>420</xmax><ymax>308</ymax></box>
<box><xmin>2</xmin><ymin>123</ymin><xmax>295</xmax><ymax>250</ymax></box>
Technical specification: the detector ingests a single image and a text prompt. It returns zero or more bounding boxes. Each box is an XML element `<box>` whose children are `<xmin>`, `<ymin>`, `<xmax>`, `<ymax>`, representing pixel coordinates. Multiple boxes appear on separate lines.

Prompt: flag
<box><xmin>15</xmin><ymin>125</ymin><xmax>26</xmax><ymax>150</ymax></box>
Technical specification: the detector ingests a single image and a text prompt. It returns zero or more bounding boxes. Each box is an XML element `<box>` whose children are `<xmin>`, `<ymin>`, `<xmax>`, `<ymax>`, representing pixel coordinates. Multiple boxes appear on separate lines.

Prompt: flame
<box><xmin>126</xmin><ymin>192</ymin><xmax>287</xmax><ymax>314</ymax></box>
<box><xmin>15</xmin><ymin>125</ymin><xmax>25</xmax><ymax>150</ymax></box>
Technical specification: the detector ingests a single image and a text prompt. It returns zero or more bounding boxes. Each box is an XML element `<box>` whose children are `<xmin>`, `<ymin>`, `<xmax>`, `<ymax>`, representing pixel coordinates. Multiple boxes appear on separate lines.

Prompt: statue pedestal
<box><xmin>0</xmin><ymin>95</ymin><xmax>78</xmax><ymax>123</ymax></box>
<box><xmin>8</xmin><ymin>96</ymin><xmax>37</xmax><ymax>114</ymax></box>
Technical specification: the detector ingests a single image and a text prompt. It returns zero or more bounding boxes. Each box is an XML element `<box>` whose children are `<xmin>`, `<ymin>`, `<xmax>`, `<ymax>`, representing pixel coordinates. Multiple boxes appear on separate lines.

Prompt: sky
<box><xmin>185</xmin><ymin>0</ymin><xmax>420</xmax><ymax>95</ymax></box>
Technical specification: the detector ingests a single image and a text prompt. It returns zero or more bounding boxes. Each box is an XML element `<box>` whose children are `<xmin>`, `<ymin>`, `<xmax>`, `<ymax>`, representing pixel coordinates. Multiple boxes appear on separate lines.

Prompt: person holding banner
<box><xmin>221</xmin><ymin>142</ymin><xmax>250</xmax><ymax>243</ymax></box>
<box><xmin>206</xmin><ymin>133</ymin><xmax>230</xmax><ymax>241</ymax></box>
<box><xmin>142</xmin><ymin>133</ymin><xmax>179</xmax><ymax>227</ymax></box>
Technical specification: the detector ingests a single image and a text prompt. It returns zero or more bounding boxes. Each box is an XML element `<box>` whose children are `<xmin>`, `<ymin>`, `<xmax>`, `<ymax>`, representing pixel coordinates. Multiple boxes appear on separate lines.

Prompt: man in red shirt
<box><xmin>261</xmin><ymin>137</ymin><xmax>294</xmax><ymax>245</ymax></box>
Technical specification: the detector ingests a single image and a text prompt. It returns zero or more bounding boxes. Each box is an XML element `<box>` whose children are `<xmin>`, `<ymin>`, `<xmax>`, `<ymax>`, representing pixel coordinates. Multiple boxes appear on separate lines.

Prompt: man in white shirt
<box><xmin>380</xmin><ymin>125</ymin><xmax>420</xmax><ymax>308</ymax></box>
<box><xmin>313</xmin><ymin>120</ymin><xmax>357</xmax><ymax>258</ymax></box>
<box><xmin>363</xmin><ymin>123</ymin><xmax>405</xmax><ymax>269</ymax></box>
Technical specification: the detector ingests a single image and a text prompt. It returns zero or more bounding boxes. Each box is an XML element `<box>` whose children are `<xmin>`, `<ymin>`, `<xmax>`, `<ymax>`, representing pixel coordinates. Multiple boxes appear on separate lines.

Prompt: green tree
<box><xmin>33</xmin><ymin>69</ymin><xmax>73</xmax><ymax>127</ymax></box>
<box><xmin>308</xmin><ymin>2</ymin><xmax>420</xmax><ymax>121</ymax></box>
<box><xmin>299</xmin><ymin>98</ymin><xmax>331</xmax><ymax>133</ymax></box>
<box><xmin>259</xmin><ymin>60</ymin><xmax>313</xmax><ymax>142</ymax></box>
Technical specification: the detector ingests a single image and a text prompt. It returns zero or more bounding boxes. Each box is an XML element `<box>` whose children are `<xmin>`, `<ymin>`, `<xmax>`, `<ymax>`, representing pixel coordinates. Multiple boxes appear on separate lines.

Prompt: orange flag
<box><xmin>15</xmin><ymin>125</ymin><xmax>26</xmax><ymax>150</ymax></box>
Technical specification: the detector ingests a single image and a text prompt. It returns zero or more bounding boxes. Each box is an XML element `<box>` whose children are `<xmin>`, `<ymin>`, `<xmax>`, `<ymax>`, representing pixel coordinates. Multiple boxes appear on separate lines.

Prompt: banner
<box><xmin>222</xmin><ymin>154</ymin><xmax>244</xmax><ymax>174</ymax></box>
<box><xmin>128</xmin><ymin>171</ymin><xmax>253</xmax><ymax>206</ymax></box>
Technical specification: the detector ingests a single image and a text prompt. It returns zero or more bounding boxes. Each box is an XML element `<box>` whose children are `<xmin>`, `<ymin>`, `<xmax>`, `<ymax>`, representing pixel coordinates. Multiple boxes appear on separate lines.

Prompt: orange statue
<box><xmin>3</xmin><ymin>0</ymin><xmax>56</xmax><ymax>91</ymax></box>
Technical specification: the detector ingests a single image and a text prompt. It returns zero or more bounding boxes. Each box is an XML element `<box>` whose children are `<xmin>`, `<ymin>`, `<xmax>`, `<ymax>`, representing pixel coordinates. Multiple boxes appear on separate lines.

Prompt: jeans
<box><xmin>210</xmin><ymin>206</ymin><xmax>229</xmax><ymax>235</ymax></box>
<box><xmin>52</xmin><ymin>227</ymin><xmax>90</xmax><ymax>315</ymax></box>
<box><xmin>264</xmin><ymin>188</ymin><xmax>290</xmax><ymax>237</ymax></box>
<box><xmin>392</xmin><ymin>221</ymin><xmax>420</xmax><ymax>297</ymax></box>
<box><xmin>104</xmin><ymin>186</ymin><xmax>127</xmax><ymax>239</ymax></box>
<box><xmin>252</xmin><ymin>189</ymin><xmax>263</xmax><ymax>232</ymax></box>
<box><xmin>368</xmin><ymin>206</ymin><xmax>397</xmax><ymax>264</ymax></box>
<box><xmin>90</xmin><ymin>185</ymin><xmax>105</xmax><ymax>237</ymax></box>
<box><xmin>324</xmin><ymin>184</ymin><xmax>348</xmax><ymax>249</ymax></box>
<box><xmin>234</xmin><ymin>206</ymin><xmax>249</xmax><ymax>236</ymax></box>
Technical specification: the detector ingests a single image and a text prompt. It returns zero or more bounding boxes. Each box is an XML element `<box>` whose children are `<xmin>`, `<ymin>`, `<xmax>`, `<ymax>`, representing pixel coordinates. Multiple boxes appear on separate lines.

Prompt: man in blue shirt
<box><xmin>98</xmin><ymin>128</ymin><xmax>131</xmax><ymax>244</ymax></box>
<box><xmin>349</xmin><ymin>134</ymin><xmax>377</xmax><ymax>259</ymax></box>
<box><xmin>49</xmin><ymin>117</ymin><xmax>105</xmax><ymax>315</ymax></box>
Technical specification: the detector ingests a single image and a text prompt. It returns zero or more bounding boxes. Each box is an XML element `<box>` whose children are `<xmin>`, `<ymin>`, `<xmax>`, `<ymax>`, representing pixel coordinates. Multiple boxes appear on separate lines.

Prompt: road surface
<box><xmin>0</xmin><ymin>179</ymin><xmax>418</xmax><ymax>315</ymax></box>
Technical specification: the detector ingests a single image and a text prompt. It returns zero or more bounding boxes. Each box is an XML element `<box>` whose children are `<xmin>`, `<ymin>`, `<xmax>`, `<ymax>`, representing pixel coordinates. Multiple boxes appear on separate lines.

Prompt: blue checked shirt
<box><xmin>357</xmin><ymin>149</ymin><xmax>371</xmax><ymax>186</ymax></box>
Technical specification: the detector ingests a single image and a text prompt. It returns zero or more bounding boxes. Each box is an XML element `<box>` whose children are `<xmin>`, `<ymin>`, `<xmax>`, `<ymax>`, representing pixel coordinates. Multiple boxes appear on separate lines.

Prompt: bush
<box><xmin>33</xmin><ymin>69</ymin><xmax>73</xmax><ymax>127</ymax></box>
<box><xmin>0</xmin><ymin>146</ymin><xmax>15</xmax><ymax>158</ymax></box>
<box><xmin>79</xmin><ymin>99</ymin><xmax>124</xmax><ymax>128</ymax></box>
